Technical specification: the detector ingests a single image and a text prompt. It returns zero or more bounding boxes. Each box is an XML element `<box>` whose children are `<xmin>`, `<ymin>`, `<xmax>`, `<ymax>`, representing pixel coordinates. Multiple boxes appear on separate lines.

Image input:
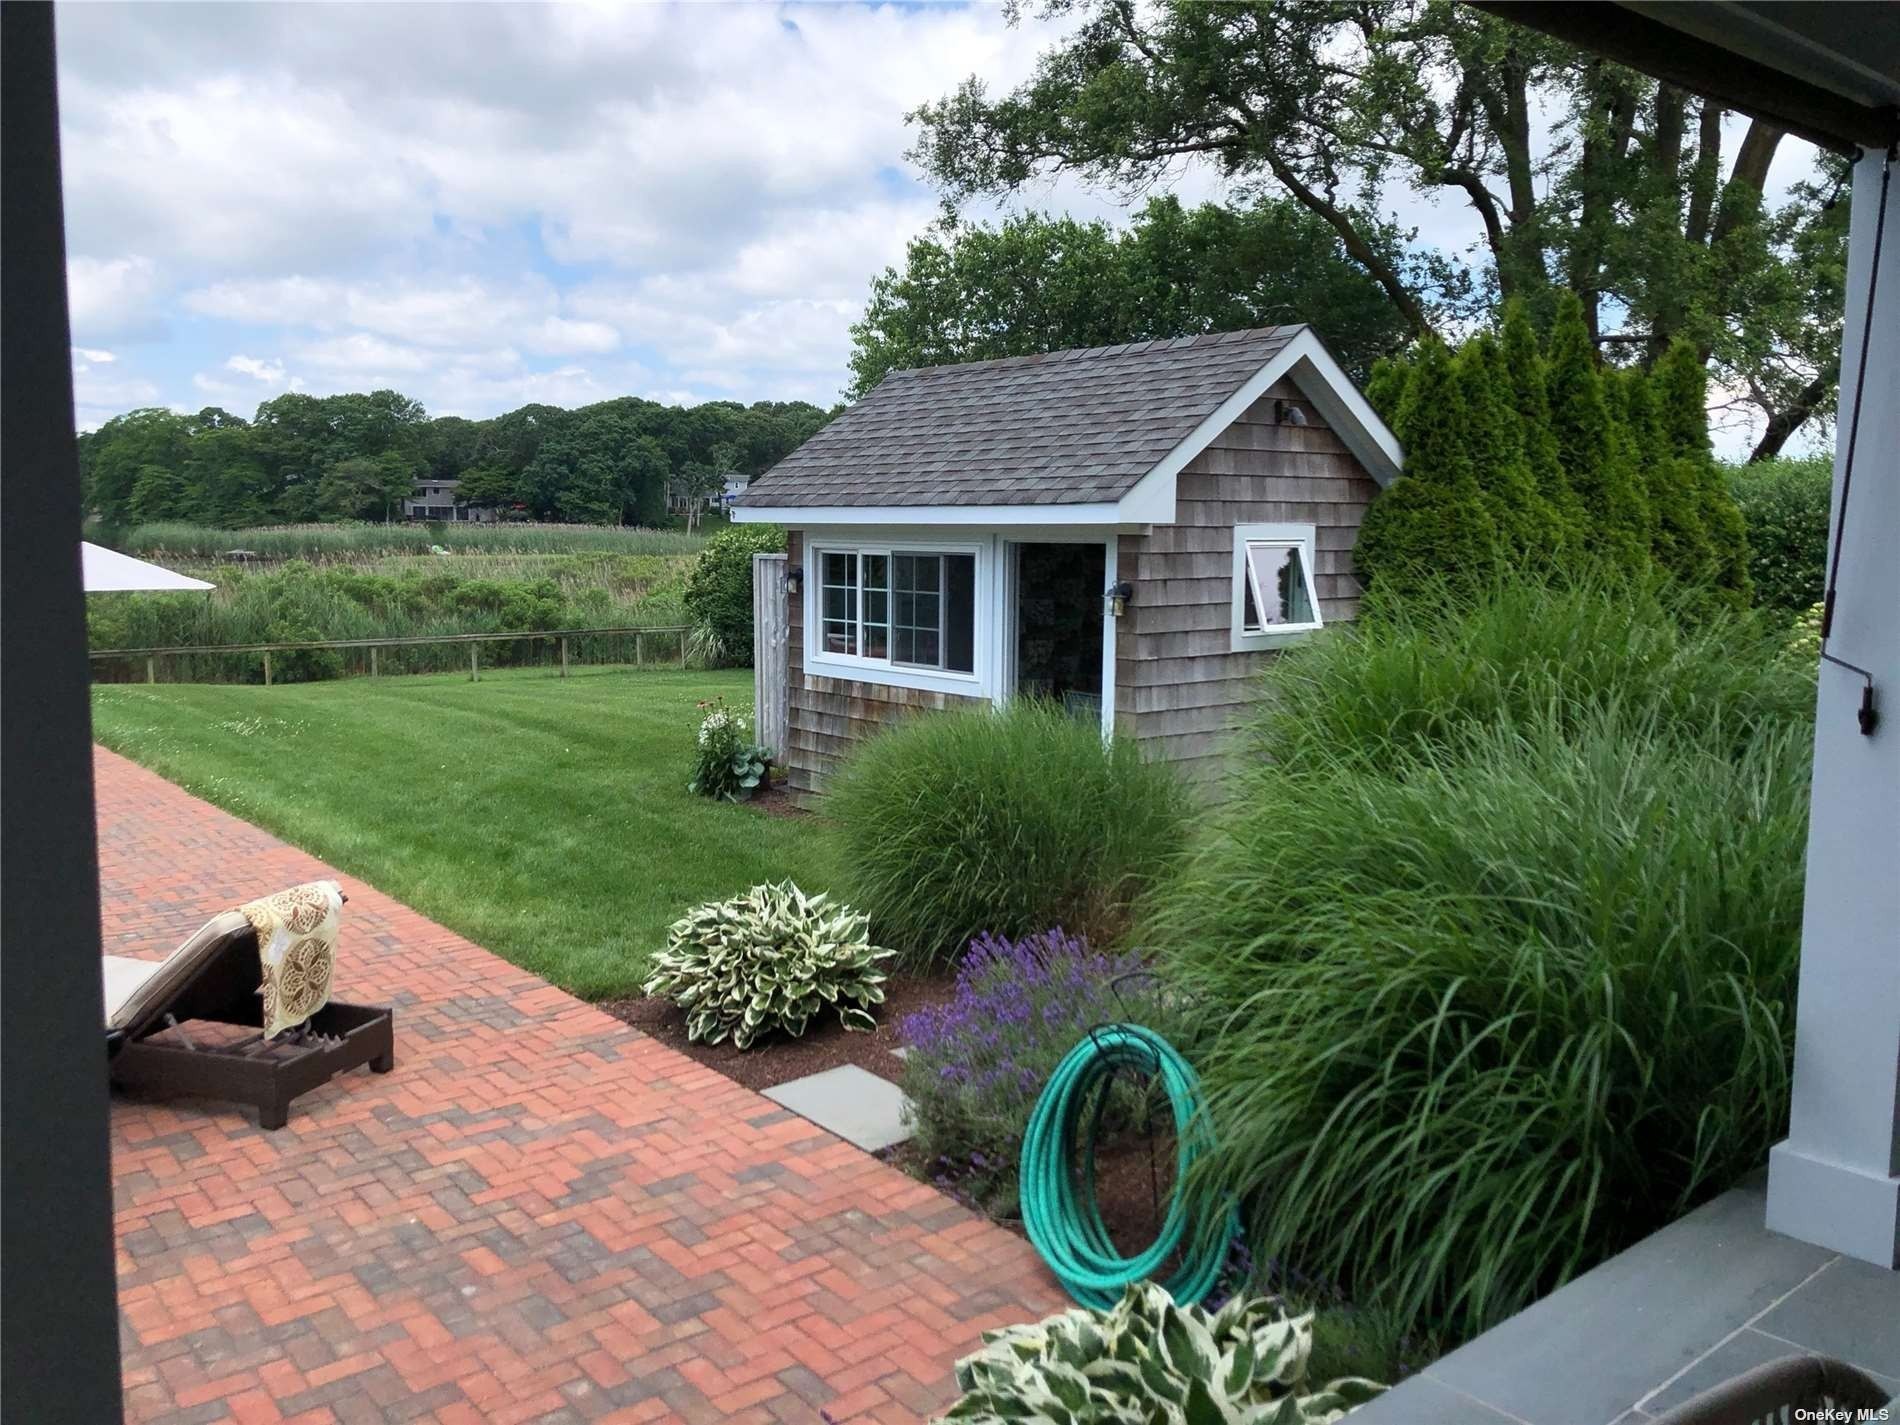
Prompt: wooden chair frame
<box><xmin>106</xmin><ymin>915</ymin><xmax>393</xmax><ymax>1130</ymax></box>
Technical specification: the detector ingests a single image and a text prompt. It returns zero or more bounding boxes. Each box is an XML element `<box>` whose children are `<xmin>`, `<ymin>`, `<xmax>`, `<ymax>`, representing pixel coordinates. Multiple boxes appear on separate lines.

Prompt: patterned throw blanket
<box><xmin>236</xmin><ymin>880</ymin><xmax>341</xmax><ymax>1039</ymax></box>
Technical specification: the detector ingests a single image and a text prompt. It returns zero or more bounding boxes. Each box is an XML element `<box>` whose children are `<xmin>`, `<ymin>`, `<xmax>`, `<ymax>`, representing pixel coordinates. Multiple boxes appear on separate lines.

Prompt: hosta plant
<box><xmin>644</xmin><ymin>882</ymin><xmax>894</xmax><ymax>1049</ymax></box>
<box><xmin>688</xmin><ymin>697</ymin><xmax>771</xmax><ymax>802</ymax></box>
<box><xmin>939</xmin><ymin>1281</ymin><xmax>1384</xmax><ymax>1425</ymax></box>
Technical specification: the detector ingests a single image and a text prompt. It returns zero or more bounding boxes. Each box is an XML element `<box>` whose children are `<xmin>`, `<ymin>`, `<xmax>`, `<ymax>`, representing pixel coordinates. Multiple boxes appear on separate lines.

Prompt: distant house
<box><xmin>667</xmin><ymin>471</ymin><xmax>750</xmax><ymax>516</ymax></box>
<box><xmin>733</xmin><ymin>325</ymin><xmax>1402</xmax><ymax>795</ymax></box>
<box><xmin>402</xmin><ymin>478</ymin><xmax>495</xmax><ymax>523</ymax></box>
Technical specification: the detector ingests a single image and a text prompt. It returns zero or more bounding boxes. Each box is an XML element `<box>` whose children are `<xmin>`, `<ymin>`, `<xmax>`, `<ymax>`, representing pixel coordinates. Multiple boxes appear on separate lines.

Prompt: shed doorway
<box><xmin>1011</xmin><ymin>541</ymin><xmax>1105</xmax><ymax>722</ymax></box>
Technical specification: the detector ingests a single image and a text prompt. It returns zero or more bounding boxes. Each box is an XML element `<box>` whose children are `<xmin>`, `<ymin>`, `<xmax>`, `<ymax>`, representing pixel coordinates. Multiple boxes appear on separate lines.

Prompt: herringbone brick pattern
<box><xmin>96</xmin><ymin>747</ymin><xmax>1064</xmax><ymax>1423</ymax></box>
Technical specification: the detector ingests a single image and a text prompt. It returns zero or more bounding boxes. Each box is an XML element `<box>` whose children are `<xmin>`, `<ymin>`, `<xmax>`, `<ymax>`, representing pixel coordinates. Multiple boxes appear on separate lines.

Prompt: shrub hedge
<box><xmin>682</xmin><ymin>523</ymin><xmax>784</xmax><ymax>666</ymax></box>
<box><xmin>1729</xmin><ymin>456</ymin><xmax>1832</xmax><ymax>614</ymax></box>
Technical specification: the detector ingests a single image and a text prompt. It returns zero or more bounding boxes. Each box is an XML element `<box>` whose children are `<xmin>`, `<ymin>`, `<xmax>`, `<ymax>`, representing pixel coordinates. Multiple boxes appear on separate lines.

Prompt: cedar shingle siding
<box><xmin>1116</xmin><ymin>379</ymin><xmax>1376</xmax><ymax>787</ymax></box>
<box><xmin>759</xmin><ymin>329</ymin><xmax>1388</xmax><ymax>798</ymax></box>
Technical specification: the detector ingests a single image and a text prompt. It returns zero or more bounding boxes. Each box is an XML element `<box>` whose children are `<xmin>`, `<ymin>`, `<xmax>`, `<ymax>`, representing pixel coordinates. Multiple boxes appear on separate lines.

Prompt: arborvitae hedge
<box><xmin>1355</xmin><ymin>338</ymin><xmax>1500</xmax><ymax>601</ymax></box>
<box><xmin>1654</xmin><ymin>339</ymin><xmax>1753</xmax><ymax>606</ymax></box>
<box><xmin>1612</xmin><ymin>366</ymin><xmax>1713</xmax><ymax>584</ymax></box>
<box><xmin>1460</xmin><ymin>332</ymin><xmax>1555</xmax><ymax>565</ymax></box>
<box><xmin>1364</xmin><ymin>355</ymin><xmax>1412</xmax><ymax>425</ymax></box>
<box><xmin>1358</xmin><ymin>300</ymin><xmax>1758</xmax><ymax>611</ymax></box>
<box><xmin>1544</xmin><ymin>292</ymin><xmax>1652</xmax><ymax>574</ymax></box>
<box><xmin>1500</xmin><ymin>300</ymin><xmax>1585</xmax><ymax>555</ymax></box>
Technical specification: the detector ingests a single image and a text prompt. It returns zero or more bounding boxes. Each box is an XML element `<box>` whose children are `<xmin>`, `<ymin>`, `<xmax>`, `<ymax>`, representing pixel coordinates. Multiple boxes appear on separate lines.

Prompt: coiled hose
<box><xmin>1019</xmin><ymin>1023</ymin><xmax>1241</xmax><ymax>1308</ymax></box>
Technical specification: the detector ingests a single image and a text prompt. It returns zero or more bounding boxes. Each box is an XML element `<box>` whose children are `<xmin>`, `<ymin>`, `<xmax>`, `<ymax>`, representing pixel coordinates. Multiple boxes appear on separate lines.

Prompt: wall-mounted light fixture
<box><xmin>1276</xmin><ymin>399</ymin><xmax>1309</xmax><ymax>427</ymax></box>
<box><xmin>784</xmin><ymin>567</ymin><xmax>803</xmax><ymax>598</ymax></box>
<box><xmin>1104</xmin><ymin>580</ymin><xmax>1134</xmax><ymax>618</ymax></box>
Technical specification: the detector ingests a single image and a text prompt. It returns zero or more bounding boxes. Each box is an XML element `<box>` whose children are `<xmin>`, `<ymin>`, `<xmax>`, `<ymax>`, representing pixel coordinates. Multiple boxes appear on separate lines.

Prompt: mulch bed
<box><xmin>599</xmin><ymin>971</ymin><xmax>954</xmax><ymax>1093</ymax></box>
<box><xmin>605</xmin><ymin>942</ymin><xmax>1179</xmax><ymax>1261</ymax></box>
<box><xmin>741</xmin><ymin>779</ymin><xmax>808</xmax><ymax>820</ymax></box>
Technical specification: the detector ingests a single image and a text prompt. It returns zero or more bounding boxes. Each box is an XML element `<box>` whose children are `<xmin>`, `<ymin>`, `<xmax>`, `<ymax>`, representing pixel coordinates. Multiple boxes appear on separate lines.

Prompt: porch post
<box><xmin>1765</xmin><ymin>146</ymin><xmax>1900</xmax><ymax>1268</ymax></box>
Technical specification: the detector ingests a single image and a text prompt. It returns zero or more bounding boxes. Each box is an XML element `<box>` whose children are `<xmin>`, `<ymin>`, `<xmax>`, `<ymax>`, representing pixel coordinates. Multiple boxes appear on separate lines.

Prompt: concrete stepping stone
<box><xmin>763</xmin><ymin>1064</ymin><xmax>913</xmax><ymax>1152</ymax></box>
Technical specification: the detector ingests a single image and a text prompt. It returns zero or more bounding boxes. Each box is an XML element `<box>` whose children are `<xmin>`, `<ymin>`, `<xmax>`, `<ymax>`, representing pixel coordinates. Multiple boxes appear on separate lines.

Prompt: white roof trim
<box><xmin>1115</xmin><ymin>326</ymin><xmax>1402</xmax><ymax>523</ymax></box>
<box><xmin>731</xmin><ymin>501</ymin><xmax>1142</xmax><ymax>527</ymax></box>
<box><xmin>734</xmin><ymin>326</ymin><xmax>1403</xmax><ymax>529</ymax></box>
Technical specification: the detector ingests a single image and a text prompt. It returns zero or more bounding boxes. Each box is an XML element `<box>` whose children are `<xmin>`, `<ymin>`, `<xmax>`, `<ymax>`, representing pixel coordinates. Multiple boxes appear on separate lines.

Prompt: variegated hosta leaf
<box><xmin>644</xmin><ymin>881</ymin><xmax>894</xmax><ymax>1050</ymax></box>
<box><xmin>935</xmin><ymin>1284</ymin><xmax>1385</xmax><ymax>1425</ymax></box>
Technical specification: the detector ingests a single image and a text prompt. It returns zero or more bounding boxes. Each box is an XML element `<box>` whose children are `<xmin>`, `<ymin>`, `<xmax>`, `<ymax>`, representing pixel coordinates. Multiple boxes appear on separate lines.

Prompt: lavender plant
<box><xmin>898</xmin><ymin>928</ymin><xmax>1175</xmax><ymax>1212</ymax></box>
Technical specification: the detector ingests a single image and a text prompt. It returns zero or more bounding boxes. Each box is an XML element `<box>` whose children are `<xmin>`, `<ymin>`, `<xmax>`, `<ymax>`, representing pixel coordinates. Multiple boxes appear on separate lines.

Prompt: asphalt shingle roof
<box><xmin>736</xmin><ymin>325</ymin><xmax>1302</xmax><ymax>509</ymax></box>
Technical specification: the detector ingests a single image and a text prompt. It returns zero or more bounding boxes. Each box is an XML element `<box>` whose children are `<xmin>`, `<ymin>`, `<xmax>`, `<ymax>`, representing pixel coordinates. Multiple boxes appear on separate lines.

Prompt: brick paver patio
<box><xmin>96</xmin><ymin>747</ymin><xmax>1064</xmax><ymax>1424</ymax></box>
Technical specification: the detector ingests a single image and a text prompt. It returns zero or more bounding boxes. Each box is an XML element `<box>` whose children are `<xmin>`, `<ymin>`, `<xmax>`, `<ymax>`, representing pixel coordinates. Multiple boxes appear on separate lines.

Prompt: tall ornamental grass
<box><xmin>827</xmin><ymin>700</ymin><xmax>1190</xmax><ymax>964</ymax></box>
<box><xmin>1241</xmin><ymin>574</ymin><xmax>1813</xmax><ymax>773</ymax></box>
<box><xmin>87</xmin><ymin>557</ymin><xmax>699</xmax><ymax>683</ymax></box>
<box><xmin>1149</xmin><ymin>580</ymin><xmax>1815</xmax><ymax>1341</ymax></box>
<box><xmin>115</xmin><ymin>520</ymin><xmax>707</xmax><ymax>560</ymax></box>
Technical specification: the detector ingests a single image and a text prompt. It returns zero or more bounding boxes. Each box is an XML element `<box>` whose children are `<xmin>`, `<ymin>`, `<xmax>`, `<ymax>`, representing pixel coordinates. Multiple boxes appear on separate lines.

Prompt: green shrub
<box><xmin>642</xmin><ymin>882</ymin><xmax>893</xmax><ymax>1049</ymax></box>
<box><xmin>828</xmin><ymin>701</ymin><xmax>1190</xmax><ymax>964</ymax></box>
<box><xmin>682</xmin><ymin>523</ymin><xmax>783</xmax><ymax>666</ymax></box>
<box><xmin>939</xmin><ymin>1282</ymin><xmax>1384</xmax><ymax>1425</ymax></box>
<box><xmin>1354</xmin><ymin>338</ymin><xmax>1500</xmax><ymax>601</ymax></box>
<box><xmin>1545</xmin><ymin>293</ymin><xmax>1650</xmax><ymax>573</ymax></box>
<box><xmin>1500</xmin><ymin>299</ymin><xmax>1585</xmax><ymax>556</ymax></box>
<box><xmin>1148</xmin><ymin>583</ymin><xmax>1815</xmax><ymax>1340</ymax></box>
<box><xmin>1783</xmin><ymin>602</ymin><xmax>1824</xmax><ymax>664</ymax></box>
<box><xmin>1730</xmin><ymin>456</ymin><xmax>1832</xmax><ymax>614</ymax></box>
<box><xmin>687</xmin><ymin>697</ymin><xmax>770</xmax><ymax>801</ymax></box>
<box><xmin>1463</xmin><ymin>330</ymin><xmax>1557</xmax><ymax>566</ymax></box>
<box><xmin>1653</xmin><ymin>339</ymin><xmax>1752</xmax><ymax>606</ymax></box>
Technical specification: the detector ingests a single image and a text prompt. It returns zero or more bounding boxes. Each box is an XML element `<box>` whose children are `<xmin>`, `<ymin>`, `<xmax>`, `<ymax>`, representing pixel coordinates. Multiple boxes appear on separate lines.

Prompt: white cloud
<box><xmin>53</xmin><ymin>0</ymin><xmax>1830</xmax><ymax>445</ymax></box>
<box><xmin>66</xmin><ymin>255</ymin><xmax>164</xmax><ymax>343</ymax></box>
<box><xmin>74</xmin><ymin>346</ymin><xmax>117</xmax><ymax>364</ymax></box>
<box><xmin>225</xmin><ymin>354</ymin><xmax>285</xmax><ymax>383</ymax></box>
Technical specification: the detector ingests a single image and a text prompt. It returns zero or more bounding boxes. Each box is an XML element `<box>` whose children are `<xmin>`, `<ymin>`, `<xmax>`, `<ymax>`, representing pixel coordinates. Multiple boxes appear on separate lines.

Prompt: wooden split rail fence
<box><xmin>89</xmin><ymin>625</ymin><xmax>694</xmax><ymax>686</ymax></box>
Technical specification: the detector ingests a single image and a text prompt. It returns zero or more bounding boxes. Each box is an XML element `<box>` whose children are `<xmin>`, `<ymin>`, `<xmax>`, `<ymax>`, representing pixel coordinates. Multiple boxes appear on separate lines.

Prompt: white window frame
<box><xmin>805</xmin><ymin>536</ymin><xmax>989</xmax><ymax>697</ymax></box>
<box><xmin>1230</xmin><ymin>522</ymin><xmax>1323</xmax><ymax>652</ymax></box>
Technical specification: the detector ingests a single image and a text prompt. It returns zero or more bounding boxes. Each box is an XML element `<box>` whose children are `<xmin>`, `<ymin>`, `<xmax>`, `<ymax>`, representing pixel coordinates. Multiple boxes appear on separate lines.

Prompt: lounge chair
<box><xmin>1649</xmin><ymin>1353</ymin><xmax>1892</xmax><ymax>1425</ymax></box>
<box><xmin>103</xmin><ymin>887</ymin><xmax>394</xmax><ymax>1129</ymax></box>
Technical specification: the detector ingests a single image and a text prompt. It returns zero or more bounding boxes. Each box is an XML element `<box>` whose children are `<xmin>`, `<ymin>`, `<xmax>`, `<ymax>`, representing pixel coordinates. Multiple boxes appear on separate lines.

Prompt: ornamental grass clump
<box><xmin>899</xmin><ymin>929</ymin><xmax>1170</xmax><ymax>1211</ymax></box>
<box><xmin>828</xmin><ymin>700</ymin><xmax>1190</xmax><ymax>964</ymax></box>
<box><xmin>644</xmin><ymin>882</ymin><xmax>892</xmax><ymax>1049</ymax></box>
<box><xmin>938</xmin><ymin>1281</ymin><xmax>1383</xmax><ymax>1425</ymax></box>
<box><xmin>1148</xmin><ymin>580</ymin><xmax>1816</xmax><ymax>1341</ymax></box>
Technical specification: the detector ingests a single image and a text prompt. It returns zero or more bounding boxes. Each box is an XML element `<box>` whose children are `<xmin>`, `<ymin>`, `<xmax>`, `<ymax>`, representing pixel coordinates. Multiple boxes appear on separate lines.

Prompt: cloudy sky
<box><xmin>57</xmin><ymin>1</ymin><xmax>1819</xmax><ymax>454</ymax></box>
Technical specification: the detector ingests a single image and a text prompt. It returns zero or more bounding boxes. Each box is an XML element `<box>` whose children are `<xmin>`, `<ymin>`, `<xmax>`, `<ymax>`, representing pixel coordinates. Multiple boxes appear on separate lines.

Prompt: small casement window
<box><xmin>1231</xmin><ymin>523</ymin><xmax>1322</xmax><ymax>650</ymax></box>
<box><xmin>815</xmin><ymin>547</ymin><xmax>976</xmax><ymax>674</ymax></box>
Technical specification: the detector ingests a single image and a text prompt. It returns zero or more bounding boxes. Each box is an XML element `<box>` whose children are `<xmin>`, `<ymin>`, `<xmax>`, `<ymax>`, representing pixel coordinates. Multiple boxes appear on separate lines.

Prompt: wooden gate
<box><xmin>752</xmin><ymin>551</ymin><xmax>788</xmax><ymax>760</ymax></box>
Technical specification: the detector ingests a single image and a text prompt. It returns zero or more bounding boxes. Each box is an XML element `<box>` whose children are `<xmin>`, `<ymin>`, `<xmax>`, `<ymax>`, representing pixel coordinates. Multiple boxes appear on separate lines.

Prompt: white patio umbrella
<box><xmin>80</xmin><ymin>542</ymin><xmax>214</xmax><ymax>593</ymax></box>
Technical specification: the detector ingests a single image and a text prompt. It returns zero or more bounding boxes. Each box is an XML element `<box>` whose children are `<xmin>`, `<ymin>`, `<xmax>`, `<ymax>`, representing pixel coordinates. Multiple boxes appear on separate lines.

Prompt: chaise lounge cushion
<box><xmin>102</xmin><ymin>910</ymin><xmax>253</xmax><ymax>1033</ymax></box>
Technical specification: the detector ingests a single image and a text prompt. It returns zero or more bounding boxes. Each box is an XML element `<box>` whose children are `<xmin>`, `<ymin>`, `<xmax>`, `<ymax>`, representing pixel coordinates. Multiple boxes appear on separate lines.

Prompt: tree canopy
<box><xmin>848</xmin><ymin>194</ymin><xmax>1413</xmax><ymax>395</ymax></box>
<box><xmin>907</xmin><ymin>0</ymin><xmax>1847</xmax><ymax>458</ymax></box>
<box><xmin>78</xmin><ymin>392</ymin><xmax>833</xmax><ymax>529</ymax></box>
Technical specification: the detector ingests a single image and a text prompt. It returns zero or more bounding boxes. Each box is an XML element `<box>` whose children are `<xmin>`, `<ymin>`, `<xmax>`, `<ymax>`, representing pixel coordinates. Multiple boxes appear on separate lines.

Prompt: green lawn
<box><xmin>91</xmin><ymin>667</ymin><xmax>834</xmax><ymax>999</ymax></box>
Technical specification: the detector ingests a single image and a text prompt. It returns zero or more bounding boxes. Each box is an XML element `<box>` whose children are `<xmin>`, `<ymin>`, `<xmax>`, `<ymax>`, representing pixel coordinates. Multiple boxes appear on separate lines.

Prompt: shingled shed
<box><xmin>733</xmin><ymin>325</ymin><xmax>1402</xmax><ymax>794</ymax></box>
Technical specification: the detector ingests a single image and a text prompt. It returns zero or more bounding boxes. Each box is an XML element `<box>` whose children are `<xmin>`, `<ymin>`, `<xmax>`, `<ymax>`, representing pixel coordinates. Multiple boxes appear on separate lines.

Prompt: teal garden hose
<box><xmin>1019</xmin><ymin>1023</ymin><xmax>1242</xmax><ymax>1309</ymax></box>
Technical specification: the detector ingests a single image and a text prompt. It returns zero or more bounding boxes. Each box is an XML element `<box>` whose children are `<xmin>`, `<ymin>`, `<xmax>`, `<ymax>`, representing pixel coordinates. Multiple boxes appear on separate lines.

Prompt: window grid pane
<box><xmin>862</xmin><ymin>554</ymin><xmax>890</xmax><ymax>660</ymax></box>
<box><xmin>892</xmin><ymin>553</ymin><xmax>944</xmax><ymax>668</ymax></box>
<box><xmin>821</xmin><ymin>550</ymin><xmax>858</xmax><ymax>655</ymax></box>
